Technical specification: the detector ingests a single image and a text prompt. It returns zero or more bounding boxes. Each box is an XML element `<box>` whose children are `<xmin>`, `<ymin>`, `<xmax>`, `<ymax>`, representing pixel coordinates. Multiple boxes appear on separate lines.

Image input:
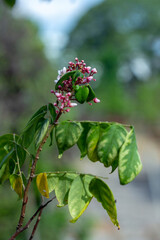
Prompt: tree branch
<box><xmin>9</xmin><ymin>196</ymin><xmax>56</xmax><ymax>240</ymax></box>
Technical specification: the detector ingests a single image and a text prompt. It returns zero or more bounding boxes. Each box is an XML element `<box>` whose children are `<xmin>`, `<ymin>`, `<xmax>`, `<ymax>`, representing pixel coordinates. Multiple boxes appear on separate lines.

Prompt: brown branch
<box><xmin>9</xmin><ymin>110</ymin><xmax>63</xmax><ymax>240</ymax></box>
<box><xmin>9</xmin><ymin>196</ymin><xmax>56</xmax><ymax>240</ymax></box>
<box><xmin>16</xmin><ymin>111</ymin><xmax>62</xmax><ymax>231</ymax></box>
<box><xmin>29</xmin><ymin>208</ymin><xmax>43</xmax><ymax>240</ymax></box>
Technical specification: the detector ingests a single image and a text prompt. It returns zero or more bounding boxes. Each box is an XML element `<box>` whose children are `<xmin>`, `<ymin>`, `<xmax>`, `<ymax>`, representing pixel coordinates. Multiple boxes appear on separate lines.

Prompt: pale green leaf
<box><xmin>118</xmin><ymin>127</ymin><xmax>142</xmax><ymax>185</ymax></box>
<box><xmin>68</xmin><ymin>175</ymin><xmax>93</xmax><ymax>223</ymax></box>
<box><xmin>77</xmin><ymin>122</ymin><xmax>92</xmax><ymax>159</ymax></box>
<box><xmin>89</xmin><ymin>178</ymin><xmax>120</xmax><ymax>229</ymax></box>
<box><xmin>55</xmin><ymin>173</ymin><xmax>78</xmax><ymax>207</ymax></box>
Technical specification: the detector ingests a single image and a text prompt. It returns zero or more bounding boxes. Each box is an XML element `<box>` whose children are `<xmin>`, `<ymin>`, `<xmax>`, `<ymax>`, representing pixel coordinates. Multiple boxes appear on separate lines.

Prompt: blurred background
<box><xmin>0</xmin><ymin>0</ymin><xmax>160</xmax><ymax>239</ymax></box>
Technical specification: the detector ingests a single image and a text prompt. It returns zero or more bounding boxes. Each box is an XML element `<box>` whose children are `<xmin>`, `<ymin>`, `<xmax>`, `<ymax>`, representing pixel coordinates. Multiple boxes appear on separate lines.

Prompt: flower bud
<box><xmin>93</xmin><ymin>98</ymin><xmax>100</xmax><ymax>103</ymax></box>
<box><xmin>91</xmin><ymin>68</ymin><xmax>97</xmax><ymax>74</ymax></box>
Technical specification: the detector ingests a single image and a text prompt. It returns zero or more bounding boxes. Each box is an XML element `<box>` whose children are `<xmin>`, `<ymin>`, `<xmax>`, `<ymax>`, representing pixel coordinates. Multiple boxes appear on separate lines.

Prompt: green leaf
<box><xmin>0</xmin><ymin>149</ymin><xmax>14</xmax><ymax>169</ymax></box>
<box><xmin>0</xmin><ymin>134</ymin><xmax>17</xmax><ymax>148</ymax></box>
<box><xmin>77</xmin><ymin>122</ymin><xmax>93</xmax><ymax>159</ymax></box>
<box><xmin>10</xmin><ymin>174</ymin><xmax>23</xmax><ymax>199</ymax></box>
<box><xmin>22</xmin><ymin>105</ymin><xmax>47</xmax><ymax>148</ymax></box>
<box><xmin>36</xmin><ymin>173</ymin><xmax>49</xmax><ymax>198</ymax></box>
<box><xmin>55</xmin><ymin>121</ymin><xmax>82</xmax><ymax>157</ymax></box>
<box><xmin>3</xmin><ymin>0</ymin><xmax>16</xmax><ymax>7</ymax></box>
<box><xmin>110</xmin><ymin>156</ymin><xmax>119</xmax><ymax>173</ymax></box>
<box><xmin>46</xmin><ymin>173</ymin><xmax>60</xmax><ymax>193</ymax></box>
<box><xmin>24</xmin><ymin>105</ymin><xmax>47</xmax><ymax>132</ymax></box>
<box><xmin>87</xmin><ymin>125</ymin><xmax>100</xmax><ymax>162</ymax></box>
<box><xmin>68</xmin><ymin>175</ymin><xmax>93</xmax><ymax>223</ymax></box>
<box><xmin>97</xmin><ymin>124</ymin><xmax>127</xmax><ymax>167</ymax></box>
<box><xmin>87</xmin><ymin>85</ymin><xmax>96</xmax><ymax>102</ymax></box>
<box><xmin>55</xmin><ymin>173</ymin><xmax>78</xmax><ymax>207</ymax></box>
<box><xmin>0</xmin><ymin>158</ymin><xmax>15</xmax><ymax>184</ymax></box>
<box><xmin>118</xmin><ymin>127</ymin><xmax>142</xmax><ymax>185</ymax></box>
<box><xmin>55</xmin><ymin>70</ymin><xmax>76</xmax><ymax>90</ymax></box>
<box><xmin>89</xmin><ymin>178</ymin><xmax>120</xmax><ymax>229</ymax></box>
<box><xmin>75</xmin><ymin>86</ymin><xmax>89</xmax><ymax>104</ymax></box>
<box><xmin>21</xmin><ymin>124</ymin><xmax>36</xmax><ymax>148</ymax></box>
<box><xmin>35</xmin><ymin>119</ymin><xmax>50</xmax><ymax>149</ymax></box>
<box><xmin>49</xmin><ymin>129</ymin><xmax>54</xmax><ymax>147</ymax></box>
<box><xmin>48</xmin><ymin>103</ymin><xmax>56</xmax><ymax>123</ymax></box>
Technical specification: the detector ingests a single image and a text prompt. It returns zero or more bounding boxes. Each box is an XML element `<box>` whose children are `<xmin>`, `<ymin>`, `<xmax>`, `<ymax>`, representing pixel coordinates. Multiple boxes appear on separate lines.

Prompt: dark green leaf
<box><xmin>77</xmin><ymin>122</ymin><xmax>92</xmax><ymax>159</ymax></box>
<box><xmin>118</xmin><ymin>127</ymin><xmax>142</xmax><ymax>185</ymax></box>
<box><xmin>89</xmin><ymin>178</ymin><xmax>120</xmax><ymax>229</ymax></box>
<box><xmin>22</xmin><ymin>105</ymin><xmax>47</xmax><ymax>148</ymax></box>
<box><xmin>87</xmin><ymin>85</ymin><xmax>96</xmax><ymax>102</ymax></box>
<box><xmin>0</xmin><ymin>149</ymin><xmax>14</xmax><ymax>169</ymax></box>
<box><xmin>55</xmin><ymin>121</ymin><xmax>82</xmax><ymax>158</ymax></box>
<box><xmin>48</xmin><ymin>103</ymin><xmax>56</xmax><ymax>123</ymax></box>
<box><xmin>49</xmin><ymin>129</ymin><xmax>54</xmax><ymax>147</ymax></box>
<box><xmin>97</xmin><ymin>124</ymin><xmax>127</xmax><ymax>167</ymax></box>
<box><xmin>35</xmin><ymin>119</ymin><xmax>50</xmax><ymax>149</ymax></box>
<box><xmin>75</xmin><ymin>86</ymin><xmax>89</xmax><ymax>104</ymax></box>
<box><xmin>87</xmin><ymin>125</ymin><xmax>100</xmax><ymax>162</ymax></box>
<box><xmin>23</xmin><ymin>105</ymin><xmax>47</xmax><ymax>132</ymax></box>
<box><xmin>68</xmin><ymin>175</ymin><xmax>93</xmax><ymax>223</ymax></box>
<box><xmin>3</xmin><ymin>0</ymin><xmax>16</xmax><ymax>7</ymax></box>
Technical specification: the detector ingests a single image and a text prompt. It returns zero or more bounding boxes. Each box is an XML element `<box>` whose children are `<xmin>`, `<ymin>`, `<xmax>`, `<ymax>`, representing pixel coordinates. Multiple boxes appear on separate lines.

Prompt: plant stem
<box><xmin>9</xmin><ymin>196</ymin><xmax>56</xmax><ymax>240</ymax></box>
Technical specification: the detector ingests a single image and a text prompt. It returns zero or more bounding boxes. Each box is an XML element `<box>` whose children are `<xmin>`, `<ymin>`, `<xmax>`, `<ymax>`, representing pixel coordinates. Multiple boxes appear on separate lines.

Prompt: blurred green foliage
<box><xmin>65</xmin><ymin>0</ymin><xmax>160</xmax><ymax>123</ymax></box>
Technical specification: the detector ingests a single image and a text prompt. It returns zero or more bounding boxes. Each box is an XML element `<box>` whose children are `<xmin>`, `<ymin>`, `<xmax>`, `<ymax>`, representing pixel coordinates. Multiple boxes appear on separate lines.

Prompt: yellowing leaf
<box><xmin>36</xmin><ymin>173</ymin><xmax>49</xmax><ymax>198</ymax></box>
<box><xmin>10</xmin><ymin>174</ymin><xmax>23</xmax><ymax>199</ymax></box>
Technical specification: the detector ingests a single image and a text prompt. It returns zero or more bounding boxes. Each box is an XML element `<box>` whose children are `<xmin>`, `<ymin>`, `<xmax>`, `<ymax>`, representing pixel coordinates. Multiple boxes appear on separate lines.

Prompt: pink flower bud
<box><xmin>66</xmin><ymin>92</ymin><xmax>71</xmax><ymax>97</ymax></box>
<box><xmin>51</xmin><ymin>90</ymin><xmax>54</xmax><ymax>93</ymax></box>
<box><xmin>55</xmin><ymin>92</ymin><xmax>61</xmax><ymax>98</ymax></box>
<box><xmin>53</xmin><ymin>103</ymin><xmax>57</xmax><ymax>106</ymax></box>
<box><xmin>75</xmin><ymin>57</ymin><xmax>78</xmax><ymax>61</ymax></box>
<box><xmin>93</xmin><ymin>98</ymin><xmax>100</xmax><ymax>103</ymax></box>
<box><xmin>66</xmin><ymin>109</ymin><xmax>70</xmax><ymax>112</ymax></box>
<box><xmin>86</xmin><ymin>66</ymin><xmax>91</xmax><ymax>71</ymax></box>
<box><xmin>87</xmin><ymin>76</ymin><xmax>93</xmax><ymax>82</ymax></box>
<box><xmin>91</xmin><ymin>68</ymin><xmax>97</xmax><ymax>74</ymax></box>
<box><xmin>88</xmin><ymin>102</ymin><xmax>92</xmax><ymax>106</ymax></box>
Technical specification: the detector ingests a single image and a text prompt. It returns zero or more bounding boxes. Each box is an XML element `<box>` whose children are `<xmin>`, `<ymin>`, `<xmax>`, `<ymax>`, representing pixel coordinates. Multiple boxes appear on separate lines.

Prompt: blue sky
<box><xmin>14</xmin><ymin>0</ymin><xmax>104</xmax><ymax>58</ymax></box>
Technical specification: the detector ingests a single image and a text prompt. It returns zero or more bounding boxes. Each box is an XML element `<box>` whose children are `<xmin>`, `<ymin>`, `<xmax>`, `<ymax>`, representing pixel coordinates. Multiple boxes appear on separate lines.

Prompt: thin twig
<box><xmin>9</xmin><ymin>196</ymin><xmax>56</xmax><ymax>240</ymax></box>
<box><xmin>29</xmin><ymin>208</ymin><xmax>43</xmax><ymax>240</ymax></box>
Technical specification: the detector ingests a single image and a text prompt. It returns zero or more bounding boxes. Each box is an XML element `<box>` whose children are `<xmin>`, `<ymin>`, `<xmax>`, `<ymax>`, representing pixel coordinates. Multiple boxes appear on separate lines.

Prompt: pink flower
<box><xmin>93</xmin><ymin>98</ymin><xmax>100</xmax><ymax>103</ymax></box>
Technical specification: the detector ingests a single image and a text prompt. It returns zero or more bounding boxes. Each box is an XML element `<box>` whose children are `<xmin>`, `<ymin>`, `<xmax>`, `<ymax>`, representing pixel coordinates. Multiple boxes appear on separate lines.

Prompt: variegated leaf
<box><xmin>118</xmin><ymin>127</ymin><xmax>142</xmax><ymax>185</ymax></box>
<box><xmin>97</xmin><ymin>124</ymin><xmax>127</xmax><ymax>167</ymax></box>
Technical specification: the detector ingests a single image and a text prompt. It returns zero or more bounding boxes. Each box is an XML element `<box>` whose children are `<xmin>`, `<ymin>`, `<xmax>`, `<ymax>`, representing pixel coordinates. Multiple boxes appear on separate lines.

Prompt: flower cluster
<box><xmin>51</xmin><ymin>58</ymin><xmax>100</xmax><ymax>114</ymax></box>
<box><xmin>50</xmin><ymin>90</ymin><xmax>76</xmax><ymax>113</ymax></box>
